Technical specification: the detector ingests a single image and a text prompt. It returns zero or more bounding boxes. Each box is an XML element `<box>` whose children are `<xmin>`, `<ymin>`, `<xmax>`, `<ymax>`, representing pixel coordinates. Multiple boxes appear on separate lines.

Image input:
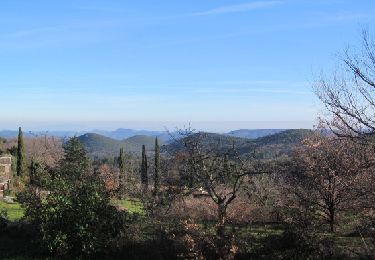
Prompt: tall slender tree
<box><xmin>154</xmin><ymin>137</ymin><xmax>160</xmax><ymax>194</ymax></box>
<box><xmin>17</xmin><ymin>127</ymin><xmax>27</xmax><ymax>177</ymax></box>
<box><xmin>118</xmin><ymin>147</ymin><xmax>126</xmax><ymax>196</ymax></box>
<box><xmin>141</xmin><ymin>145</ymin><xmax>148</xmax><ymax>190</ymax></box>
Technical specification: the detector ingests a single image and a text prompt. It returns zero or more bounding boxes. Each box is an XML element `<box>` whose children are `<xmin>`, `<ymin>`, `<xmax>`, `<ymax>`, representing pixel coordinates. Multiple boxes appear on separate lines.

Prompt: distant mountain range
<box><xmin>0</xmin><ymin>130</ymin><xmax>86</xmax><ymax>139</ymax></box>
<box><xmin>77</xmin><ymin>129</ymin><xmax>313</xmax><ymax>159</ymax></box>
<box><xmin>0</xmin><ymin>128</ymin><xmax>315</xmax><ymax>158</ymax></box>
<box><xmin>0</xmin><ymin>128</ymin><xmax>289</xmax><ymax>141</ymax></box>
<box><xmin>91</xmin><ymin>128</ymin><xmax>166</xmax><ymax>140</ymax></box>
<box><xmin>0</xmin><ymin>128</ymin><xmax>313</xmax><ymax>158</ymax></box>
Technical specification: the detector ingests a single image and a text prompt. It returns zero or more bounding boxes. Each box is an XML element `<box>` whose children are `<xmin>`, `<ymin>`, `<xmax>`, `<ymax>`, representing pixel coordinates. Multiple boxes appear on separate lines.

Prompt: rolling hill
<box><xmin>77</xmin><ymin>133</ymin><xmax>163</xmax><ymax>158</ymax></box>
<box><xmin>252</xmin><ymin>129</ymin><xmax>313</xmax><ymax>146</ymax></box>
<box><xmin>92</xmin><ymin>128</ymin><xmax>163</xmax><ymax>140</ymax></box>
<box><xmin>163</xmin><ymin>129</ymin><xmax>314</xmax><ymax>159</ymax></box>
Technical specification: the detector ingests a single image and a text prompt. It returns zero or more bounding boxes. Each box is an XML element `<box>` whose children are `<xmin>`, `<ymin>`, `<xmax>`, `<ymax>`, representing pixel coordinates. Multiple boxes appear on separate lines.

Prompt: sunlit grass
<box><xmin>0</xmin><ymin>201</ymin><xmax>24</xmax><ymax>221</ymax></box>
<box><xmin>111</xmin><ymin>198</ymin><xmax>144</xmax><ymax>214</ymax></box>
<box><xmin>0</xmin><ymin>198</ymin><xmax>144</xmax><ymax>221</ymax></box>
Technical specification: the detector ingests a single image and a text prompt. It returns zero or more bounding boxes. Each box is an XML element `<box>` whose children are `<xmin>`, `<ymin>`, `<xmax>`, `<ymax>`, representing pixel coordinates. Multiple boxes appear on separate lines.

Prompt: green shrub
<box><xmin>18</xmin><ymin>137</ymin><xmax>126</xmax><ymax>258</ymax></box>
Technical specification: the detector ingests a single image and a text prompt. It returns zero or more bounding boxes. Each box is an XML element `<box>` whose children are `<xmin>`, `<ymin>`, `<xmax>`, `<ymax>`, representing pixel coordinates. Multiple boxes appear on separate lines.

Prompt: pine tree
<box><xmin>154</xmin><ymin>137</ymin><xmax>160</xmax><ymax>194</ymax></box>
<box><xmin>141</xmin><ymin>145</ymin><xmax>148</xmax><ymax>190</ymax></box>
<box><xmin>17</xmin><ymin>127</ymin><xmax>27</xmax><ymax>177</ymax></box>
<box><xmin>60</xmin><ymin>137</ymin><xmax>90</xmax><ymax>180</ymax></box>
<box><xmin>118</xmin><ymin>147</ymin><xmax>126</xmax><ymax>196</ymax></box>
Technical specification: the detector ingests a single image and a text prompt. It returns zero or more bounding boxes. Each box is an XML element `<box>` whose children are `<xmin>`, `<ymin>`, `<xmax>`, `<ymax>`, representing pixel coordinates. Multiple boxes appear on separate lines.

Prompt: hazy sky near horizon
<box><xmin>1</xmin><ymin>0</ymin><xmax>375</xmax><ymax>131</ymax></box>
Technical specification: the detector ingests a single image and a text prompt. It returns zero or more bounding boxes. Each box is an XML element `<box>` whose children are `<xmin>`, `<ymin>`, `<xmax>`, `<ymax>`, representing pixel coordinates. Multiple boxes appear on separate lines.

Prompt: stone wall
<box><xmin>0</xmin><ymin>157</ymin><xmax>11</xmax><ymax>177</ymax></box>
<box><xmin>0</xmin><ymin>156</ymin><xmax>12</xmax><ymax>197</ymax></box>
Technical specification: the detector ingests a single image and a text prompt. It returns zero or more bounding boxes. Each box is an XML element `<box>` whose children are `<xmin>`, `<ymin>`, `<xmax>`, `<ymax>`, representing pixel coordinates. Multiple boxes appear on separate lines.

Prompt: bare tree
<box><xmin>315</xmin><ymin>29</ymin><xmax>375</xmax><ymax>139</ymax></box>
<box><xmin>2</xmin><ymin>132</ymin><xmax>64</xmax><ymax>168</ymax></box>
<box><xmin>245</xmin><ymin>172</ymin><xmax>284</xmax><ymax>224</ymax></box>
<box><xmin>173</xmin><ymin>130</ymin><xmax>267</xmax><ymax>258</ymax></box>
<box><xmin>289</xmin><ymin>135</ymin><xmax>375</xmax><ymax>232</ymax></box>
<box><xmin>26</xmin><ymin>133</ymin><xmax>64</xmax><ymax>168</ymax></box>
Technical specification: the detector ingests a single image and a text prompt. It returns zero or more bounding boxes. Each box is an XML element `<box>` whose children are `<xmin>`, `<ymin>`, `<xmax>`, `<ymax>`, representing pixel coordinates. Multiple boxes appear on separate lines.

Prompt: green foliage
<box><xmin>118</xmin><ymin>147</ymin><xmax>126</xmax><ymax>197</ymax></box>
<box><xmin>38</xmin><ymin>179</ymin><xmax>122</xmax><ymax>256</ymax></box>
<box><xmin>16</xmin><ymin>127</ymin><xmax>27</xmax><ymax>177</ymax></box>
<box><xmin>154</xmin><ymin>137</ymin><xmax>160</xmax><ymax>194</ymax></box>
<box><xmin>0</xmin><ymin>208</ymin><xmax>8</xmax><ymax>230</ymax></box>
<box><xmin>119</xmin><ymin>147</ymin><xmax>125</xmax><ymax>174</ymax></box>
<box><xmin>6</xmin><ymin>146</ymin><xmax>18</xmax><ymax>157</ymax></box>
<box><xmin>19</xmin><ymin>137</ymin><xmax>125</xmax><ymax>257</ymax></box>
<box><xmin>141</xmin><ymin>145</ymin><xmax>148</xmax><ymax>188</ymax></box>
<box><xmin>59</xmin><ymin>137</ymin><xmax>90</xmax><ymax>180</ymax></box>
<box><xmin>29</xmin><ymin>159</ymin><xmax>41</xmax><ymax>187</ymax></box>
<box><xmin>112</xmin><ymin>199</ymin><xmax>144</xmax><ymax>214</ymax></box>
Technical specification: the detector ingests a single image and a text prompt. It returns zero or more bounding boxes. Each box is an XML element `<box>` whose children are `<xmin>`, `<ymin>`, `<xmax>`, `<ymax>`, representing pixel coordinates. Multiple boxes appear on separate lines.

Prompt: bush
<box><xmin>18</xmin><ymin>137</ymin><xmax>126</xmax><ymax>258</ymax></box>
<box><xmin>0</xmin><ymin>209</ymin><xmax>8</xmax><ymax>231</ymax></box>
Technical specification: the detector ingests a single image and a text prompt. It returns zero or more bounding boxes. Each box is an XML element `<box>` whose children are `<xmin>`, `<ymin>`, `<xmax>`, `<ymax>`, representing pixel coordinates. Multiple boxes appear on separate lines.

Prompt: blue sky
<box><xmin>1</xmin><ymin>0</ymin><xmax>374</xmax><ymax>131</ymax></box>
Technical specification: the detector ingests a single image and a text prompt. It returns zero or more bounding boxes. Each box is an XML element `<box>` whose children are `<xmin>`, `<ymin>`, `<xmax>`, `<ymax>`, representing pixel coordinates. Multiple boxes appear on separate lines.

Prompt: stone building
<box><xmin>0</xmin><ymin>156</ymin><xmax>12</xmax><ymax>197</ymax></box>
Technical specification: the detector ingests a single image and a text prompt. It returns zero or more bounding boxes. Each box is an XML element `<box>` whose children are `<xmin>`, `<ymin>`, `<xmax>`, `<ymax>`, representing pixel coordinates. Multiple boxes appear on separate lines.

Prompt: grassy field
<box><xmin>111</xmin><ymin>198</ymin><xmax>144</xmax><ymax>214</ymax></box>
<box><xmin>0</xmin><ymin>201</ymin><xmax>24</xmax><ymax>221</ymax></box>
<box><xmin>0</xmin><ymin>198</ymin><xmax>143</xmax><ymax>222</ymax></box>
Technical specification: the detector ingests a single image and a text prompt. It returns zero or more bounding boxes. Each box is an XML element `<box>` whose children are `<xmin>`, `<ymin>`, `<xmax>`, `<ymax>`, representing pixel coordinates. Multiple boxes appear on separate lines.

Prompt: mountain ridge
<box><xmin>77</xmin><ymin>133</ymin><xmax>163</xmax><ymax>158</ymax></box>
<box><xmin>0</xmin><ymin>128</ymin><xmax>295</xmax><ymax>140</ymax></box>
<box><xmin>163</xmin><ymin>129</ymin><xmax>314</xmax><ymax>159</ymax></box>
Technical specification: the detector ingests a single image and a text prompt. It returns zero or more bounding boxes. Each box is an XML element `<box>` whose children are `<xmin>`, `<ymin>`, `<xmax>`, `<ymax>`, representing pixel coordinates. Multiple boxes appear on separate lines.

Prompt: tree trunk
<box><xmin>216</xmin><ymin>203</ymin><xmax>228</xmax><ymax>259</ymax></box>
<box><xmin>329</xmin><ymin>206</ymin><xmax>335</xmax><ymax>233</ymax></box>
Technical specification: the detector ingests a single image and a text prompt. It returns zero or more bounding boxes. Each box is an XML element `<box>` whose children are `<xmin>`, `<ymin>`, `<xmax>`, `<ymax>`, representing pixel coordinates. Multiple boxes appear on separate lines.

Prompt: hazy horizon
<box><xmin>0</xmin><ymin>120</ymin><xmax>314</xmax><ymax>133</ymax></box>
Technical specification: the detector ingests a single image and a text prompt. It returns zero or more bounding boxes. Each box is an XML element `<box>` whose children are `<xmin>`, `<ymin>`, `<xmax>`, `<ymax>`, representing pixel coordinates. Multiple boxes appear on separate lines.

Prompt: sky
<box><xmin>1</xmin><ymin>0</ymin><xmax>375</xmax><ymax>132</ymax></box>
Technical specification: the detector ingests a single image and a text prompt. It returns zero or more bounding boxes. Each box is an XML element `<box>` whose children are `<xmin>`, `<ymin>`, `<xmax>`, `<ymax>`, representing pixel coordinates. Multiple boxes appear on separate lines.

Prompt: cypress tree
<box><xmin>141</xmin><ymin>145</ymin><xmax>148</xmax><ymax>190</ymax></box>
<box><xmin>154</xmin><ymin>137</ymin><xmax>160</xmax><ymax>194</ymax></box>
<box><xmin>118</xmin><ymin>147</ymin><xmax>126</xmax><ymax>196</ymax></box>
<box><xmin>17</xmin><ymin>127</ymin><xmax>26</xmax><ymax>177</ymax></box>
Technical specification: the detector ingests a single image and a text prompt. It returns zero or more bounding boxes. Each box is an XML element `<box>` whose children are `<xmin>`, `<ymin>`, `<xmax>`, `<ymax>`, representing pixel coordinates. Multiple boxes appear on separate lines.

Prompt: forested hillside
<box><xmin>226</xmin><ymin>129</ymin><xmax>285</xmax><ymax>139</ymax></box>
<box><xmin>77</xmin><ymin>133</ymin><xmax>163</xmax><ymax>157</ymax></box>
<box><xmin>163</xmin><ymin>129</ymin><xmax>314</xmax><ymax>159</ymax></box>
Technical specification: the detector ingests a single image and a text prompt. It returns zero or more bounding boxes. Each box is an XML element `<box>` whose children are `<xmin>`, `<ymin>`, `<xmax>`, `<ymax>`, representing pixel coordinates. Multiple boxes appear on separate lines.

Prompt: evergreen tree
<box><xmin>59</xmin><ymin>137</ymin><xmax>90</xmax><ymax>180</ymax></box>
<box><xmin>28</xmin><ymin>158</ymin><xmax>49</xmax><ymax>190</ymax></box>
<box><xmin>16</xmin><ymin>127</ymin><xmax>27</xmax><ymax>177</ymax></box>
<box><xmin>118</xmin><ymin>147</ymin><xmax>126</xmax><ymax>196</ymax></box>
<box><xmin>141</xmin><ymin>145</ymin><xmax>148</xmax><ymax>190</ymax></box>
<box><xmin>154</xmin><ymin>137</ymin><xmax>160</xmax><ymax>194</ymax></box>
<box><xmin>19</xmin><ymin>137</ymin><xmax>124</xmax><ymax>257</ymax></box>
